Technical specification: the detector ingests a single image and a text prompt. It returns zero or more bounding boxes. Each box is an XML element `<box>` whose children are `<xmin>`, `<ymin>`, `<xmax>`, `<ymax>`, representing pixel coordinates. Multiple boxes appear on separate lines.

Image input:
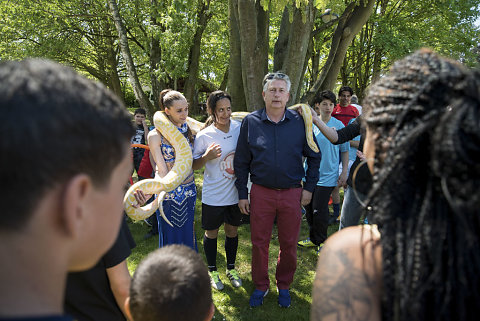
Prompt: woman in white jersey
<box><xmin>192</xmin><ymin>91</ymin><xmax>242</xmax><ymax>291</ymax></box>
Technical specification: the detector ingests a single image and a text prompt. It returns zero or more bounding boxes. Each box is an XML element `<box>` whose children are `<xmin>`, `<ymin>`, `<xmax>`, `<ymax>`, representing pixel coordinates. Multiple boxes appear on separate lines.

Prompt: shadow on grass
<box><xmin>127</xmin><ymin>170</ymin><xmax>342</xmax><ymax>321</ymax></box>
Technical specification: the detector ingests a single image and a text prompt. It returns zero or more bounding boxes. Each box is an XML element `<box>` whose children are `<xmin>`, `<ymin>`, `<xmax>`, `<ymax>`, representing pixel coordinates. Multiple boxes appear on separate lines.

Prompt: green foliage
<box><xmin>199</xmin><ymin>0</ymin><xmax>229</xmax><ymax>87</ymax></box>
<box><xmin>2</xmin><ymin>0</ymin><xmax>478</xmax><ymax>110</ymax></box>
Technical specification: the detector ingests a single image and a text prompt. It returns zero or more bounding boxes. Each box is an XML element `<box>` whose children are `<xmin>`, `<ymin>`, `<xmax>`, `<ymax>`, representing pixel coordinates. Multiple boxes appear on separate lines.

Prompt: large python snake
<box><xmin>123</xmin><ymin>103</ymin><xmax>318</xmax><ymax>223</ymax></box>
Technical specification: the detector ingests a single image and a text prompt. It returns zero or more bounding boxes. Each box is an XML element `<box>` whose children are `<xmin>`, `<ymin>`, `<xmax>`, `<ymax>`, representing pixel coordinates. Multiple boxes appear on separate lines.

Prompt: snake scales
<box><xmin>123</xmin><ymin>104</ymin><xmax>318</xmax><ymax>223</ymax></box>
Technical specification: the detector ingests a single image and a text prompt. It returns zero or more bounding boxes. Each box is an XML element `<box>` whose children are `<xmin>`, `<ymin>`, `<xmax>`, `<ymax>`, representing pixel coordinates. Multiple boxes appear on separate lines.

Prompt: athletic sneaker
<box><xmin>278</xmin><ymin>289</ymin><xmax>291</xmax><ymax>308</ymax></box>
<box><xmin>297</xmin><ymin>238</ymin><xmax>317</xmax><ymax>247</ymax></box>
<box><xmin>249</xmin><ymin>289</ymin><xmax>269</xmax><ymax>307</ymax></box>
<box><xmin>317</xmin><ymin>243</ymin><xmax>324</xmax><ymax>254</ymax></box>
<box><xmin>328</xmin><ymin>214</ymin><xmax>338</xmax><ymax>225</ymax></box>
<box><xmin>226</xmin><ymin>269</ymin><xmax>242</xmax><ymax>288</ymax></box>
<box><xmin>209</xmin><ymin>271</ymin><xmax>224</xmax><ymax>291</ymax></box>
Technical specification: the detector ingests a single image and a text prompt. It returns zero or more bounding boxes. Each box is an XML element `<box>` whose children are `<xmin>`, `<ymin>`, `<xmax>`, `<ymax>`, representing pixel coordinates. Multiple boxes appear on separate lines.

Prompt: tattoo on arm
<box><xmin>311</xmin><ymin>246</ymin><xmax>380</xmax><ymax>321</ymax></box>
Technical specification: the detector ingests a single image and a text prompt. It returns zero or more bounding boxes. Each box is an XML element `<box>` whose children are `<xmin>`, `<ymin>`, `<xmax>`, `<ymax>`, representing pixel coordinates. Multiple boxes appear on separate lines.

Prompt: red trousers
<box><xmin>250</xmin><ymin>183</ymin><xmax>302</xmax><ymax>291</ymax></box>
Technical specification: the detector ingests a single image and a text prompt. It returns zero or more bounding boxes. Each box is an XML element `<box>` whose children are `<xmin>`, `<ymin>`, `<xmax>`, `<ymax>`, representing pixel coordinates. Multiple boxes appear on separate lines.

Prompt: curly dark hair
<box><xmin>363</xmin><ymin>49</ymin><xmax>480</xmax><ymax>321</ymax></box>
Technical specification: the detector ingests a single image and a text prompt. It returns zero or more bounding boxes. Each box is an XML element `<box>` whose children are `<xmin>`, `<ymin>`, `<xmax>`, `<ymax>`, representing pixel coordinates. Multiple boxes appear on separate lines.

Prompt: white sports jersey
<box><xmin>193</xmin><ymin>120</ymin><xmax>241</xmax><ymax>206</ymax></box>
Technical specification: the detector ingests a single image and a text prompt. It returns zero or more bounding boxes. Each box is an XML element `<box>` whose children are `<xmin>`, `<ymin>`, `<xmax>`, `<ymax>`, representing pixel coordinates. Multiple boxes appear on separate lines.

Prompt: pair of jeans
<box><xmin>338</xmin><ymin>186</ymin><xmax>367</xmax><ymax>230</ymax></box>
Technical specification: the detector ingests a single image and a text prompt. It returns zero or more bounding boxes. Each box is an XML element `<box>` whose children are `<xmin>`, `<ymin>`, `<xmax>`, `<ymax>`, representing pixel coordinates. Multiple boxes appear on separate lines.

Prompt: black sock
<box><xmin>332</xmin><ymin>203</ymin><xmax>340</xmax><ymax>217</ymax></box>
<box><xmin>225</xmin><ymin>235</ymin><xmax>238</xmax><ymax>270</ymax></box>
<box><xmin>203</xmin><ymin>235</ymin><xmax>217</xmax><ymax>272</ymax></box>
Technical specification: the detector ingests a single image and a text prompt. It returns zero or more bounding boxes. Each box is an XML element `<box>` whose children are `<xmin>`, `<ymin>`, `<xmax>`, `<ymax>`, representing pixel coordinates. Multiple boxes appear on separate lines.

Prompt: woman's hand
<box><xmin>132</xmin><ymin>189</ymin><xmax>152</xmax><ymax>208</ymax></box>
<box><xmin>203</xmin><ymin>143</ymin><xmax>222</xmax><ymax>160</ymax></box>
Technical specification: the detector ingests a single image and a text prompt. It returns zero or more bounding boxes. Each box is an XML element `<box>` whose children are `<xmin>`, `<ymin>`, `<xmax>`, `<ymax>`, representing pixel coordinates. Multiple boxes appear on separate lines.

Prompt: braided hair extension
<box><xmin>363</xmin><ymin>49</ymin><xmax>480</xmax><ymax>321</ymax></box>
<box><xmin>159</xmin><ymin>89</ymin><xmax>194</xmax><ymax>144</ymax></box>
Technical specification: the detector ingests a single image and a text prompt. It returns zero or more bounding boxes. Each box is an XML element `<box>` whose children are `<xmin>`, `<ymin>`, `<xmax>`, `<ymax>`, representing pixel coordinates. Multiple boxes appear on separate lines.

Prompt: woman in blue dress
<box><xmin>148</xmin><ymin>89</ymin><xmax>197</xmax><ymax>251</ymax></box>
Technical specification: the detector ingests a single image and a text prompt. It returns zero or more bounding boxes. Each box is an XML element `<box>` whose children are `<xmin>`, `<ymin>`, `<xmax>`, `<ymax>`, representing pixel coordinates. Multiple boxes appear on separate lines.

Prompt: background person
<box><xmin>298</xmin><ymin>90</ymin><xmax>348</xmax><ymax>252</ymax></box>
<box><xmin>234</xmin><ymin>72</ymin><xmax>321</xmax><ymax>308</ymax></box>
<box><xmin>311</xmin><ymin>49</ymin><xmax>480</xmax><ymax>321</ymax></box>
<box><xmin>192</xmin><ymin>91</ymin><xmax>243</xmax><ymax>291</ymax></box>
<box><xmin>0</xmin><ymin>59</ymin><xmax>133</xmax><ymax>319</ymax></box>
<box><xmin>131</xmin><ymin>108</ymin><xmax>150</xmax><ymax>178</ymax></box>
<box><xmin>308</xmin><ymin>113</ymin><xmax>371</xmax><ymax>230</ymax></box>
<box><xmin>64</xmin><ymin>218</ymin><xmax>136</xmax><ymax>321</ymax></box>
<box><xmin>148</xmin><ymin>89</ymin><xmax>197</xmax><ymax>250</ymax></box>
<box><xmin>330</xmin><ymin>86</ymin><xmax>360</xmax><ymax>222</ymax></box>
<box><xmin>350</xmin><ymin>94</ymin><xmax>363</xmax><ymax>115</ymax></box>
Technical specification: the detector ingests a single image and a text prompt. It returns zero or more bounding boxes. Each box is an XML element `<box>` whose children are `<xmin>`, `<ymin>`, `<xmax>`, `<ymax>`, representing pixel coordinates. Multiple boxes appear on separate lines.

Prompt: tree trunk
<box><xmin>302</xmin><ymin>0</ymin><xmax>375</xmax><ymax>104</ymax></box>
<box><xmin>149</xmin><ymin>0</ymin><xmax>163</xmax><ymax>116</ymax></box>
<box><xmin>108</xmin><ymin>0</ymin><xmax>153</xmax><ymax>111</ymax></box>
<box><xmin>371</xmin><ymin>0</ymin><xmax>389</xmax><ymax>86</ymax></box>
<box><xmin>235</xmin><ymin>0</ymin><xmax>269</xmax><ymax>111</ymax></box>
<box><xmin>105</xmin><ymin>35</ymin><xmax>124</xmax><ymax>102</ymax></box>
<box><xmin>184</xmin><ymin>0</ymin><xmax>212</xmax><ymax>115</ymax></box>
<box><xmin>273</xmin><ymin>7</ymin><xmax>291</xmax><ymax>73</ymax></box>
<box><xmin>219</xmin><ymin>66</ymin><xmax>228</xmax><ymax>91</ymax></box>
<box><xmin>227</xmin><ymin>0</ymin><xmax>247</xmax><ymax>111</ymax></box>
<box><xmin>281</xmin><ymin>0</ymin><xmax>316</xmax><ymax>104</ymax></box>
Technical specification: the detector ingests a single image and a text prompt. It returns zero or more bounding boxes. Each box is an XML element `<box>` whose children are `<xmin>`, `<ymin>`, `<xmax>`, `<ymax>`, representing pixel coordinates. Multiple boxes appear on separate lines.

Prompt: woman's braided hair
<box><xmin>363</xmin><ymin>49</ymin><xmax>480</xmax><ymax>321</ymax></box>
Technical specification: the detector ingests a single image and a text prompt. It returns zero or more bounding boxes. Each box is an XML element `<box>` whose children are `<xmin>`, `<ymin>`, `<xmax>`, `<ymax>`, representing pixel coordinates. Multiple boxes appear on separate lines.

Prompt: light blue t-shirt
<box><xmin>313</xmin><ymin>117</ymin><xmax>349</xmax><ymax>187</ymax></box>
<box><xmin>348</xmin><ymin>118</ymin><xmax>360</xmax><ymax>162</ymax></box>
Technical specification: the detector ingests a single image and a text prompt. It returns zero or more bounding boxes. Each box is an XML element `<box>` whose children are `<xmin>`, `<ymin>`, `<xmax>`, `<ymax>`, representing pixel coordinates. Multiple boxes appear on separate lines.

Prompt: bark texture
<box><xmin>302</xmin><ymin>0</ymin><xmax>375</xmax><ymax>104</ymax></box>
<box><xmin>108</xmin><ymin>0</ymin><xmax>153</xmax><ymax>111</ymax></box>
<box><xmin>184</xmin><ymin>0</ymin><xmax>212</xmax><ymax>114</ymax></box>
<box><xmin>234</xmin><ymin>0</ymin><xmax>269</xmax><ymax>111</ymax></box>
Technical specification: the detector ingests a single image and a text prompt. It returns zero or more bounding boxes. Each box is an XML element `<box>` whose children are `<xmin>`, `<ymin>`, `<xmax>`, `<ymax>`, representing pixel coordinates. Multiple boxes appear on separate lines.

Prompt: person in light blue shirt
<box><xmin>298</xmin><ymin>90</ymin><xmax>348</xmax><ymax>250</ymax></box>
<box><xmin>342</xmin><ymin>117</ymin><xmax>360</xmax><ymax>174</ymax></box>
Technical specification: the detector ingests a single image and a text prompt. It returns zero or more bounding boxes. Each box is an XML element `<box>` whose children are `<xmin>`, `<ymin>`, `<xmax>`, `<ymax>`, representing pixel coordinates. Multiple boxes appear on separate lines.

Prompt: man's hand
<box><xmin>338</xmin><ymin>171</ymin><xmax>348</xmax><ymax>188</ymax></box>
<box><xmin>238</xmin><ymin>199</ymin><xmax>250</xmax><ymax>215</ymax></box>
<box><xmin>301</xmin><ymin>190</ymin><xmax>313</xmax><ymax>206</ymax></box>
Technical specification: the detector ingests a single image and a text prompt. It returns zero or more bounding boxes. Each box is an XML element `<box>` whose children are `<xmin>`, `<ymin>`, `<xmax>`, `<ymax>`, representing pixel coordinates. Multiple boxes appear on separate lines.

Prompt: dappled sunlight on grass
<box><xmin>127</xmin><ymin>170</ymin><xmax>343</xmax><ymax>320</ymax></box>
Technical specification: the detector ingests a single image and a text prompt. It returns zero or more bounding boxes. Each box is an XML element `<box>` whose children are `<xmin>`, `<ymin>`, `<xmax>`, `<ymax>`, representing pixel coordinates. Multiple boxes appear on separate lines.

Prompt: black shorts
<box><xmin>201</xmin><ymin>203</ymin><xmax>242</xmax><ymax>230</ymax></box>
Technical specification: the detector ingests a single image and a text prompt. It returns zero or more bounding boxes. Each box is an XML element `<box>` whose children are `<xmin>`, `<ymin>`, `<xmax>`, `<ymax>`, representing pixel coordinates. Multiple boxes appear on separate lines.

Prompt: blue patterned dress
<box><xmin>155</xmin><ymin>123</ymin><xmax>197</xmax><ymax>251</ymax></box>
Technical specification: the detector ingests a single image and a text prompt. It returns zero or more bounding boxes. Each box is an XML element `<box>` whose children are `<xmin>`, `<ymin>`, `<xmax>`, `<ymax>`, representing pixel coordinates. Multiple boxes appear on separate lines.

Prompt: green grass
<box><xmin>127</xmin><ymin>170</ymin><xmax>342</xmax><ymax>321</ymax></box>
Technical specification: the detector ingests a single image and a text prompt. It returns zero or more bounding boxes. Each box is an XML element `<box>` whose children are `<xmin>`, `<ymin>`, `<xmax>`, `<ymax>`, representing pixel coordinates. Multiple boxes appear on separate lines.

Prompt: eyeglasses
<box><xmin>263</xmin><ymin>72</ymin><xmax>289</xmax><ymax>86</ymax></box>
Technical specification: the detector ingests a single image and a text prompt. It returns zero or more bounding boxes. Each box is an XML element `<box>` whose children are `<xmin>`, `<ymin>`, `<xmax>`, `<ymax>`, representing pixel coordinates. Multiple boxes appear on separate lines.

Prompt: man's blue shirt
<box><xmin>234</xmin><ymin>107</ymin><xmax>321</xmax><ymax>199</ymax></box>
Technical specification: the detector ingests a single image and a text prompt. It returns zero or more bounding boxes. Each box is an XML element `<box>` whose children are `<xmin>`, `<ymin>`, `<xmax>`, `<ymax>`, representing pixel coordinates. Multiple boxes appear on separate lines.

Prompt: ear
<box><xmin>61</xmin><ymin>174</ymin><xmax>92</xmax><ymax>238</ymax></box>
<box><xmin>124</xmin><ymin>297</ymin><xmax>133</xmax><ymax>321</ymax></box>
<box><xmin>204</xmin><ymin>303</ymin><xmax>215</xmax><ymax>321</ymax></box>
<box><xmin>262</xmin><ymin>91</ymin><xmax>266</xmax><ymax>99</ymax></box>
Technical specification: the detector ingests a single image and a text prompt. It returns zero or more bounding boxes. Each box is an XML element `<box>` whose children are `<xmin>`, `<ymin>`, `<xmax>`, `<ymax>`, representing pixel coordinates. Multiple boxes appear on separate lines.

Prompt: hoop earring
<box><xmin>352</xmin><ymin>158</ymin><xmax>375</xmax><ymax>208</ymax></box>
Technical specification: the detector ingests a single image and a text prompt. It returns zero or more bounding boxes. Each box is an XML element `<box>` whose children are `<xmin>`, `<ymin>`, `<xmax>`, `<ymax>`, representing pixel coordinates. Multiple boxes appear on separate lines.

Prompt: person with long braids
<box><xmin>192</xmin><ymin>90</ymin><xmax>243</xmax><ymax>291</ymax></box>
<box><xmin>148</xmin><ymin>89</ymin><xmax>197</xmax><ymax>250</ymax></box>
<box><xmin>311</xmin><ymin>49</ymin><xmax>480</xmax><ymax>321</ymax></box>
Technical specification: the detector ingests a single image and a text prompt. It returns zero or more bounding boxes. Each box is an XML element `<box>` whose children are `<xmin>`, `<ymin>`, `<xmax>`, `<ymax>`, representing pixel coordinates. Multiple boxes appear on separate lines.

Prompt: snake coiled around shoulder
<box><xmin>124</xmin><ymin>111</ymin><xmax>192</xmax><ymax>225</ymax></box>
<box><xmin>123</xmin><ymin>103</ymin><xmax>317</xmax><ymax>223</ymax></box>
